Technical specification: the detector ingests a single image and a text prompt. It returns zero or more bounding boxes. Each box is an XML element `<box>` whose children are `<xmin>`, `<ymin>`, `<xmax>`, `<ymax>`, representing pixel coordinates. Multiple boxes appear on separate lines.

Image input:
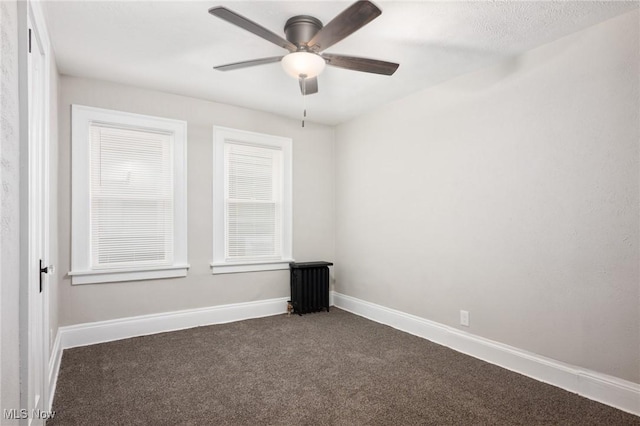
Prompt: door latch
<box><xmin>39</xmin><ymin>260</ymin><xmax>54</xmax><ymax>293</ymax></box>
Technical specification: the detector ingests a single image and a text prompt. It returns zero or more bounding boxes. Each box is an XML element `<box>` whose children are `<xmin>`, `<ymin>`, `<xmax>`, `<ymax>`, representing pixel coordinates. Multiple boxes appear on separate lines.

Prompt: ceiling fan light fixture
<box><xmin>281</xmin><ymin>52</ymin><xmax>326</xmax><ymax>79</ymax></box>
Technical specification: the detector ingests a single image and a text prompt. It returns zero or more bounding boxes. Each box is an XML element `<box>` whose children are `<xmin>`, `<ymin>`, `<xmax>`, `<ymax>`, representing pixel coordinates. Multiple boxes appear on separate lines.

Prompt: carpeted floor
<box><xmin>49</xmin><ymin>309</ymin><xmax>639</xmax><ymax>425</ymax></box>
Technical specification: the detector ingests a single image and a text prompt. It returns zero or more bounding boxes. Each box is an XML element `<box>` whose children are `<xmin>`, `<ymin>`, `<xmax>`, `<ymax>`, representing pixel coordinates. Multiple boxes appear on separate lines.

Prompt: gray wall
<box><xmin>1</xmin><ymin>0</ymin><xmax>21</xmax><ymax>418</ymax></box>
<box><xmin>57</xmin><ymin>76</ymin><xmax>335</xmax><ymax>326</ymax></box>
<box><xmin>335</xmin><ymin>10</ymin><xmax>639</xmax><ymax>383</ymax></box>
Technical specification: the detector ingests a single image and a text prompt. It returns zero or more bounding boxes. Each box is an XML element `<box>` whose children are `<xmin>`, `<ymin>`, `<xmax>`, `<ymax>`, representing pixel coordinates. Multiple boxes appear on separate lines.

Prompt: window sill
<box><xmin>210</xmin><ymin>259</ymin><xmax>294</xmax><ymax>275</ymax></box>
<box><xmin>69</xmin><ymin>264</ymin><xmax>190</xmax><ymax>285</ymax></box>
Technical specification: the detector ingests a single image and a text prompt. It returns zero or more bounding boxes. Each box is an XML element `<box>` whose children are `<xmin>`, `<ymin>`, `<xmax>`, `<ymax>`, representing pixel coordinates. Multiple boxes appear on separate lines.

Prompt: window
<box><xmin>70</xmin><ymin>105</ymin><xmax>188</xmax><ymax>284</ymax></box>
<box><xmin>212</xmin><ymin>127</ymin><xmax>292</xmax><ymax>274</ymax></box>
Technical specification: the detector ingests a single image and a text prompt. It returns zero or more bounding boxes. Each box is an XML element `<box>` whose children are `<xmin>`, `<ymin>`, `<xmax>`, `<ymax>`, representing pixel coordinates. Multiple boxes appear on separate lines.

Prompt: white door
<box><xmin>26</xmin><ymin>6</ymin><xmax>50</xmax><ymax>424</ymax></box>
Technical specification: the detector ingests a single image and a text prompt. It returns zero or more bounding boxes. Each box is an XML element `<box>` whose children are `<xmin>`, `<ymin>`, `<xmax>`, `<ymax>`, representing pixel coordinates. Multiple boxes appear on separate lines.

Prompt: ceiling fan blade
<box><xmin>209</xmin><ymin>6</ymin><xmax>296</xmax><ymax>52</ymax></box>
<box><xmin>308</xmin><ymin>1</ymin><xmax>381</xmax><ymax>52</ymax></box>
<box><xmin>299</xmin><ymin>77</ymin><xmax>319</xmax><ymax>95</ymax></box>
<box><xmin>323</xmin><ymin>53</ymin><xmax>399</xmax><ymax>75</ymax></box>
<box><xmin>214</xmin><ymin>56</ymin><xmax>284</xmax><ymax>72</ymax></box>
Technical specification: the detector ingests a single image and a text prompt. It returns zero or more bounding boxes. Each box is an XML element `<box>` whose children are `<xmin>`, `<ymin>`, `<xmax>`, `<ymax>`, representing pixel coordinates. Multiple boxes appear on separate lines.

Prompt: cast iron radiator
<box><xmin>289</xmin><ymin>261</ymin><xmax>333</xmax><ymax>315</ymax></box>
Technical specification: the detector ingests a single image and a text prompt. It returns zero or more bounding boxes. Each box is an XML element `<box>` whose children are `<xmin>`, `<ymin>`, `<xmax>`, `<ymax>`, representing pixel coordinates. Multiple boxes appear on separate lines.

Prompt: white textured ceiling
<box><xmin>43</xmin><ymin>1</ymin><xmax>638</xmax><ymax>125</ymax></box>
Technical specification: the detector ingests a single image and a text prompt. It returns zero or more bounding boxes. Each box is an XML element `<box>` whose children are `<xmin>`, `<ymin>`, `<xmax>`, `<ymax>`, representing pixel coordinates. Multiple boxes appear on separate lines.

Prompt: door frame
<box><xmin>18</xmin><ymin>0</ymin><xmax>52</xmax><ymax>422</ymax></box>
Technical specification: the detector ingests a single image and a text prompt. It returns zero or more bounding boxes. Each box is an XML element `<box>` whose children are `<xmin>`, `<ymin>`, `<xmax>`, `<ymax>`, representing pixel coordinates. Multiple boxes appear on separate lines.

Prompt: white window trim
<box><xmin>70</xmin><ymin>105</ymin><xmax>189</xmax><ymax>284</ymax></box>
<box><xmin>211</xmin><ymin>126</ymin><xmax>293</xmax><ymax>275</ymax></box>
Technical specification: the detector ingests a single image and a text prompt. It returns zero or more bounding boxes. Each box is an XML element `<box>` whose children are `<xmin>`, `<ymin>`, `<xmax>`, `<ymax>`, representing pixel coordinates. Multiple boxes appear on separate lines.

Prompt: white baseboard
<box><xmin>37</xmin><ymin>291</ymin><xmax>297</xmax><ymax>413</ymax></box>
<box><xmin>332</xmin><ymin>292</ymin><xmax>640</xmax><ymax>417</ymax></box>
<box><xmin>59</xmin><ymin>297</ymin><xmax>289</xmax><ymax>349</ymax></box>
<box><xmin>47</xmin><ymin>293</ymin><xmax>639</xmax><ymax>417</ymax></box>
<box><xmin>47</xmin><ymin>296</ymin><xmax>290</xmax><ymax>408</ymax></box>
<box><xmin>48</xmin><ymin>331</ymin><xmax>62</xmax><ymax>411</ymax></box>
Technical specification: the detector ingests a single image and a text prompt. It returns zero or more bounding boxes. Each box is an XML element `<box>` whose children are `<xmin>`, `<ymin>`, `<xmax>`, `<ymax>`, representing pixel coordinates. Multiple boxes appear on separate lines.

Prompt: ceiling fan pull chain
<box><xmin>301</xmin><ymin>74</ymin><xmax>307</xmax><ymax>127</ymax></box>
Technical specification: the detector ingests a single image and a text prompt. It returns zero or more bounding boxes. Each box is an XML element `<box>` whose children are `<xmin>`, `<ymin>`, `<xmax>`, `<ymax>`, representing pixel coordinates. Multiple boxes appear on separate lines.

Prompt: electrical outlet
<box><xmin>460</xmin><ymin>310</ymin><xmax>469</xmax><ymax>327</ymax></box>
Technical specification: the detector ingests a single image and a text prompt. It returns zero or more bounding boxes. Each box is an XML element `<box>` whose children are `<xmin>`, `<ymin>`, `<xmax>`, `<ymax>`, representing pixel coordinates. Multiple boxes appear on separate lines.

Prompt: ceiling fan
<box><xmin>208</xmin><ymin>1</ymin><xmax>399</xmax><ymax>96</ymax></box>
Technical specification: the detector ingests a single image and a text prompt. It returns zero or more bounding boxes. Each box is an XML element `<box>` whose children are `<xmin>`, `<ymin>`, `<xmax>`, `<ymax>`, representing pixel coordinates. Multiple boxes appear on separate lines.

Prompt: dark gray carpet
<box><xmin>49</xmin><ymin>309</ymin><xmax>639</xmax><ymax>425</ymax></box>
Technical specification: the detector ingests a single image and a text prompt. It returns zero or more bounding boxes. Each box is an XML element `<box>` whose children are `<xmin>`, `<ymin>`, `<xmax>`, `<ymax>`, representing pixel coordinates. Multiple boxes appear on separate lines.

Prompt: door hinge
<box><xmin>28</xmin><ymin>28</ymin><xmax>31</xmax><ymax>53</ymax></box>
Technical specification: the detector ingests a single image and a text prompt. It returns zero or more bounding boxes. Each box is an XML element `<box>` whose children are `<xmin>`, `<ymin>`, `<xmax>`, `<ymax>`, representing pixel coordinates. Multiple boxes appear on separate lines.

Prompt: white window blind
<box><xmin>90</xmin><ymin>124</ymin><xmax>174</xmax><ymax>269</ymax></box>
<box><xmin>71</xmin><ymin>105</ymin><xmax>188</xmax><ymax>284</ymax></box>
<box><xmin>212</xmin><ymin>126</ymin><xmax>292</xmax><ymax>274</ymax></box>
<box><xmin>225</xmin><ymin>142</ymin><xmax>282</xmax><ymax>261</ymax></box>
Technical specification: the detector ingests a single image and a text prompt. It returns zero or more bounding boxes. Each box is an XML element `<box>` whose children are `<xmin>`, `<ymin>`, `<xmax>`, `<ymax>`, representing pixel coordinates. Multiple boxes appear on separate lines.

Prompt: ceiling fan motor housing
<box><xmin>284</xmin><ymin>15</ymin><xmax>323</xmax><ymax>49</ymax></box>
